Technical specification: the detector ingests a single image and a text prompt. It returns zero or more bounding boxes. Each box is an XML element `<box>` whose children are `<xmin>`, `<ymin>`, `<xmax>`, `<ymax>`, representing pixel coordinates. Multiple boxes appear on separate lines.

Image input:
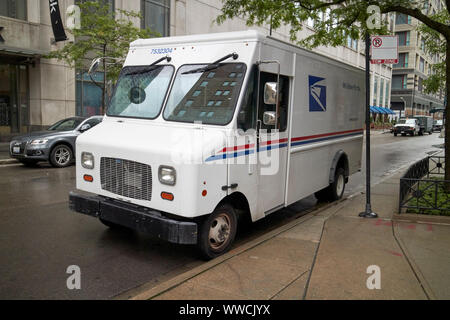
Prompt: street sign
<box><xmin>370</xmin><ymin>35</ymin><xmax>398</xmax><ymax>64</ymax></box>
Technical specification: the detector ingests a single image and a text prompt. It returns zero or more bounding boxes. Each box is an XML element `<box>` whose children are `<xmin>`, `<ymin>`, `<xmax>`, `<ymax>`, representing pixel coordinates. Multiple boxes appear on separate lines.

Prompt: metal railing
<box><xmin>399</xmin><ymin>156</ymin><xmax>450</xmax><ymax>215</ymax></box>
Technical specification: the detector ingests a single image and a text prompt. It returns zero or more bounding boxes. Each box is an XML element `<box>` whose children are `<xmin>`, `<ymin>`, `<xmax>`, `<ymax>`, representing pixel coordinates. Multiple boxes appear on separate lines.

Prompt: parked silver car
<box><xmin>9</xmin><ymin>116</ymin><xmax>103</xmax><ymax>167</ymax></box>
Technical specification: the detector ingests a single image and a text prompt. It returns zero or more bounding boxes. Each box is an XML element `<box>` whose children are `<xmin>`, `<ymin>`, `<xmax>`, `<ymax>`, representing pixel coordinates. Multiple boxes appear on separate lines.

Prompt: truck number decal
<box><xmin>151</xmin><ymin>48</ymin><xmax>173</xmax><ymax>54</ymax></box>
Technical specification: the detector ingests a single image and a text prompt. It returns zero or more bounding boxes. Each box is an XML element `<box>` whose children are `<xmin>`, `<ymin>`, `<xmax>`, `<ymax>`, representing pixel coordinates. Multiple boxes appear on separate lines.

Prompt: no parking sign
<box><xmin>370</xmin><ymin>35</ymin><xmax>398</xmax><ymax>64</ymax></box>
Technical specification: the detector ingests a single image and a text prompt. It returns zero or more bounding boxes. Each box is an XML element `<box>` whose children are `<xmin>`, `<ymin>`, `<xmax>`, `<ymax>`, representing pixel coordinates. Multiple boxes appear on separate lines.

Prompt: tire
<box><xmin>50</xmin><ymin>144</ymin><xmax>73</xmax><ymax>168</ymax></box>
<box><xmin>314</xmin><ymin>188</ymin><xmax>329</xmax><ymax>202</ymax></box>
<box><xmin>394</xmin><ymin>133</ymin><xmax>398</xmax><ymax>136</ymax></box>
<box><xmin>401</xmin><ymin>133</ymin><xmax>406</xmax><ymax>136</ymax></box>
<box><xmin>19</xmin><ymin>159</ymin><xmax>38</xmax><ymax>167</ymax></box>
<box><xmin>327</xmin><ymin>167</ymin><xmax>346</xmax><ymax>201</ymax></box>
<box><xmin>197</xmin><ymin>204</ymin><xmax>237</xmax><ymax>260</ymax></box>
<box><xmin>429</xmin><ymin>131</ymin><xmax>432</xmax><ymax>135</ymax></box>
<box><xmin>315</xmin><ymin>167</ymin><xmax>346</xmax><ymax>202</ymax></box>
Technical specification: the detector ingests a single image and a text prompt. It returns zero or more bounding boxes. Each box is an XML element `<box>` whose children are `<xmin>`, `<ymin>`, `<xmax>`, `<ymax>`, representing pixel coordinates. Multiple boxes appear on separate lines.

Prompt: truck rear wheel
<box><xmin>315</xmin><ymin>168</ymin><xmax>346</xmax><ymax>202</ymax></box>
<box><xmin>197</xmin><ymin>204</ymin><xmax>237</xmax><ymax>260</ymax></box>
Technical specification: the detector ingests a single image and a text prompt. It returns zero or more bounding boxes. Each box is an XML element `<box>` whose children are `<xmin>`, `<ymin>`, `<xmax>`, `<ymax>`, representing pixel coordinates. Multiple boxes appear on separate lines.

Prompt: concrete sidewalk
<box><xmin>126</xmin><ymin>169</ymin><xmax>450</xmax><ymax>300</ymax></box>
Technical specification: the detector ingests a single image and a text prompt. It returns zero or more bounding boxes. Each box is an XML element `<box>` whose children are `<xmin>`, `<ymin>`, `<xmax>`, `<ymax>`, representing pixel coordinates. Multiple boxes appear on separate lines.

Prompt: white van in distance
<box><xmin>69</xmin><ymin>30</ymin><xmax>364</xmax><ymax>259</ymax></box>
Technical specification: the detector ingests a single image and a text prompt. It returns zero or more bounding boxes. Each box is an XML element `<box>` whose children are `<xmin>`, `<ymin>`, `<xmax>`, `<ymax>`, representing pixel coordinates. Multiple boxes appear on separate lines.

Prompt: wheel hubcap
<box><xmin>55</xmin><ymin>147</ymin><xmax>70</xmax><ymax>165</ymax></box>
<box><xmin>208</xmin><ymin>214</ymin><xmax>231</xmax><ymax>250</ymax></box>
<box><xmin>336</xmin><ymin>174</ymin><xmax>345</xmax><ymax>196</ymax></box>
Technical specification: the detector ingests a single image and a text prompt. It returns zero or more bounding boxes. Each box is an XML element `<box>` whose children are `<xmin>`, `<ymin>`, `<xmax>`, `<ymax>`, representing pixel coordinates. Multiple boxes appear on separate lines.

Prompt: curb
<box><xmin>393</xmin><ymin>213</ymin><xmax>450</xmax><ymax>225</ymax></box>
<box><xmin>117</xmin><ymin>199</ymin><xmax>347</xmax><ymax>300</ymax></box>
<box><xmin>0</xmin><ymin>158</ymin><xmax>19</xmax><ymax>165</ymax></box>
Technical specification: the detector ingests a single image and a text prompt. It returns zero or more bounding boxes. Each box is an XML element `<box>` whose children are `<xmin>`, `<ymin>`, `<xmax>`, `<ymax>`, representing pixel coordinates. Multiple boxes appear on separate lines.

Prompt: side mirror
<box><xmin>88</xmin><ymin>58</ymin><xmax>101</xmax><ymax>75</ymax></box>
<box><xmin>264</xmin><ymin>82</ymin><xmax>278</xmax><ymax>105</ymax></box>
<box><xmin>79</xmin><ymin>123</ymin><xmax>91</xmax><ymax>132</ymax></box>
<box><xmin>263</xmin><ymin>111</ymin><xmax>276</xmax><ymax>126</ymax></box>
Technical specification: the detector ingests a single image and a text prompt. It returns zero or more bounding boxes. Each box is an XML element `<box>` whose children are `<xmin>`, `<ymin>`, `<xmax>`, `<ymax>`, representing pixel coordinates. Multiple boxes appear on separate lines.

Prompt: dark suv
<box><xmin>9</xmin><ymin>116</ymin><xmax>103</xmax><ymax>167</ymax></box>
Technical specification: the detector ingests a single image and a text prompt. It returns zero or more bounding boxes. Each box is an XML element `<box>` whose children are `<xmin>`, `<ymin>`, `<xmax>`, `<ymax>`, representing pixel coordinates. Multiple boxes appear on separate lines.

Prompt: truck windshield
<box><xmin>398</xmin><ymin>119</ymin><xmax>415</xmax><ymax>125</ymax></box>
<box><xmin>163</xmin><ymin>63</ymin><xmax>246</xmax><ymax>125</ymax></box>
<box><xmin>107</xmin><ymin>65</ymin><xmax>174</xmax><ymax>119</ymax></box>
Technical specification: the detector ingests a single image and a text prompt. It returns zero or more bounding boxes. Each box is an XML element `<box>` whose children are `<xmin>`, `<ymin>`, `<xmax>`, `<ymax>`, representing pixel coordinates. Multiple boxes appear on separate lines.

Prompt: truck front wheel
<box><xmin>197</xmin><ymin>204</ymin><xmax>237</xmax><ymax>260</ymax></box>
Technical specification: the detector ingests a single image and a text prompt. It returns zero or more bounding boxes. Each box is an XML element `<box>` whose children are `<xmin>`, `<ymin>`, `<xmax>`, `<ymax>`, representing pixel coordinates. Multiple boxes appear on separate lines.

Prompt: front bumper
<box><xmin>69</xmin><ymin>191</ymin><xmax>198</xmax><ymax>245</ymax></box>
<box><xmin>9</xmin><ymin>141</ymin><xmax>49</xmax><ymax>160</ymax></box>
<box><xmin>393</xmin><ymin>128</ymin><xmax>414</xmax><ymax>134</ymax></box>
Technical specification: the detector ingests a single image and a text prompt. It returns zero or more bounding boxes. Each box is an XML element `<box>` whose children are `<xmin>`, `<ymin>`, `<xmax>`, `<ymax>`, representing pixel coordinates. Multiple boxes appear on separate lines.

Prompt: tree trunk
<box><xmin>445</xmin><ymin>39</ymin><xmax>450</xmax><ymax>191</ymax></box>
<box><xmin>101</xmin><ymin>45</ymin><xmax>107</xmax><ymax>115</ymax></box>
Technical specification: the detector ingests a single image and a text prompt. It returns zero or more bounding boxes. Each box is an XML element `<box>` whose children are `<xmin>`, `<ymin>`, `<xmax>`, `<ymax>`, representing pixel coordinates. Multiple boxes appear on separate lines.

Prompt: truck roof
<box><xmin>130</xmin><ymin>30</ymin><xmax>266</xmax><ymax>48</ymax></box>
<box><xmin>129</xmin><ymin>30</ymin><xmax>364</xmax><ymax>74</ymax></box>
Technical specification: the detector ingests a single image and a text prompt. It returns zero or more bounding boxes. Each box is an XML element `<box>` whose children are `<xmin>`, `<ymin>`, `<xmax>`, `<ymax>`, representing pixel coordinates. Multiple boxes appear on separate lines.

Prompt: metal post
<box><xmin>359</xmin><ymin>32</ymin><xmax>378</xmax><ymax>218</ymax></box>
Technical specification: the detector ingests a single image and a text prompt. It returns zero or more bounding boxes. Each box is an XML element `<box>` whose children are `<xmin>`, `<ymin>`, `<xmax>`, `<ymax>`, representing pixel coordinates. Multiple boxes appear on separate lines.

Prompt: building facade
<box><xmin>0</xmin><ymin>0</ymin><xmax>392</xmax><ymax>142</ymax></box>
<box><xmin>390</xmin><ymin>1</ymin><xmax>446</xmax><ymax>119</ymax></box>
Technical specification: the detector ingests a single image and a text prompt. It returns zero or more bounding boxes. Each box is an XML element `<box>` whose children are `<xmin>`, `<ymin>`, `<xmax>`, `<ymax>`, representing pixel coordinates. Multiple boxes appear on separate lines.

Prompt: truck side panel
<box><xmin>286</xmin><ymin>52</ymin><xmax>364</xmax><ymax>205</ymax></box>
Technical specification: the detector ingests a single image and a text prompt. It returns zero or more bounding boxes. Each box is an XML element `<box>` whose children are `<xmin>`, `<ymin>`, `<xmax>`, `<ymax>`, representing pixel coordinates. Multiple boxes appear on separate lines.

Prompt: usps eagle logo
<box><xmin>309</xmin><ymin>76</ymin><xmax>327</xmax><ymax>112</ymax></box>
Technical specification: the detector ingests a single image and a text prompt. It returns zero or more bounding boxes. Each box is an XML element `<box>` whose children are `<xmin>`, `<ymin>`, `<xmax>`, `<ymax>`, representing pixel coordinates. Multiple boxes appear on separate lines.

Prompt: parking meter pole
<box><xmin>359</xmin><ymin>32</ymin><xmax>378</xmax><ymax>219</ymax></box>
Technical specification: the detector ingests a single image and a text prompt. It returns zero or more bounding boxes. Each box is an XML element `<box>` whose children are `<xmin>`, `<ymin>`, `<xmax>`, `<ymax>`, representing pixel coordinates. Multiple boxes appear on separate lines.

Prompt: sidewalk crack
<box><xmin>391</xmin><ymin>223</ymin><xmax>435</xmax><ymax>300</ymax></box>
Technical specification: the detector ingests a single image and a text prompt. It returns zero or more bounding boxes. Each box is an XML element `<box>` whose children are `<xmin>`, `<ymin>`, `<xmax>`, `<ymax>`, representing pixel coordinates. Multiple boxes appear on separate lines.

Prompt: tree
<box><xmin>418</xmin><ymin>10</ymin><xmax>448</xmax><ymax>96</ymax></box>
<box><xmin>46</xmin><ymin>1</ymin><xmax>157</xmax><ymax>114</ymax></box>
<box><xmin>217</xmin><ymin>0</ymin><xmax>450</xmax><ymax>184</ymax></box>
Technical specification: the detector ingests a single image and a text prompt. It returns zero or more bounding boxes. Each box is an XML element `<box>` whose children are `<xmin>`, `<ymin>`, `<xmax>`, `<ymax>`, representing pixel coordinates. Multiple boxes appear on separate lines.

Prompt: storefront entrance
<box><xmin>0</xmin><ymin>58</ymin><xmax>29</xmax><ymax>141</ymax></box>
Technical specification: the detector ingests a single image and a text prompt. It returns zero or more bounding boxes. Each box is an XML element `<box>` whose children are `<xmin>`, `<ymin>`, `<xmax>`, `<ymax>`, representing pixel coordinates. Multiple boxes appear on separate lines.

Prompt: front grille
<box><xmin>100</xmin><ymin>158</ymin><xmax>152</xmax><ymax>201</ymax></box>
<box><xmin>11</xmin><ymin>141</ymin><xmax>27</xmax><ymax>155</ymax></box>
<box><xmin>396</xmin><ymin>126</ymin><xmax>411</xmax><ymax>131</ymax></box>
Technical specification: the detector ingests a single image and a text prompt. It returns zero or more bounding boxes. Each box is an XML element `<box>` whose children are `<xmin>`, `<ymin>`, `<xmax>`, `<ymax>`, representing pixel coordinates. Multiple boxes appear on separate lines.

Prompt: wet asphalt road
<box><xmin>0</xmin><ymin>132</ymin><xmax>443</xmax><ymax>299</ymax></box>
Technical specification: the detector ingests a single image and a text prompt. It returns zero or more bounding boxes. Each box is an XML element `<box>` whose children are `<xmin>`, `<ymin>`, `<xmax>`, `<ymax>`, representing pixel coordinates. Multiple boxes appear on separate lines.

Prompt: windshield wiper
<box><xmin>181</xmin><ymin>52</ymin><xmax>239</xmax><ymax>75</ymax></box>
<box><xmin>123</xmin><ymin>56</ymin><xmax>172</xmax><ymax>76</ymax></box>
<box><xmin>150</xmin><ymin>55</ymin><xmax>172</xmax><ymax>66</ymax></box>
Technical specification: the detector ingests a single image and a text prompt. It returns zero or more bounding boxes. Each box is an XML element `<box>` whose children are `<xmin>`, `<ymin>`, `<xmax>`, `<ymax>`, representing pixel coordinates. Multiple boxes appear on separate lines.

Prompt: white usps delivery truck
<box><xmin>70</xmin><ymin>30</ymin><xmax>364</xmax><ymax>259</ymax></box>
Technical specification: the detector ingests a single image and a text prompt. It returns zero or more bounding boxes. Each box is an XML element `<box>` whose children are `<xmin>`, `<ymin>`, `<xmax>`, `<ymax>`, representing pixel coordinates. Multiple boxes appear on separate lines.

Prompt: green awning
<box><xmin>0</xmin><ymin>44</ymin><xmax>48</xmax><ymax>57</ymax></box>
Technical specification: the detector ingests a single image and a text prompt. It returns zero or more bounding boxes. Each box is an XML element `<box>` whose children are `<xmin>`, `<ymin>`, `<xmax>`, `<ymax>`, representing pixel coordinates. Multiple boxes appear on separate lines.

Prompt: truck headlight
<box><xmin>81</xmin><ymin>152</ymin><xmax>94</xmax><ymax>169</ymax></box>
<box><xmin>159</xmin><ymin>166</ymin><xmax>176</xmax><ymax>185</ymax></box>
<box><xmin>31</xmin><ymin>139</ymin><xmax>48</xmax><ymax>145</ymax></box>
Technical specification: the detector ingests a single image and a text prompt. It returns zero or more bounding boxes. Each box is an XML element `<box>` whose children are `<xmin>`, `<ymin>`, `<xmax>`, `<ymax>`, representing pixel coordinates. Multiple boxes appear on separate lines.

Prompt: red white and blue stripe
<box><xmin>205</xmin><ymin>128</ymin><xmax>363</xmax><ymax>162</ymax></box>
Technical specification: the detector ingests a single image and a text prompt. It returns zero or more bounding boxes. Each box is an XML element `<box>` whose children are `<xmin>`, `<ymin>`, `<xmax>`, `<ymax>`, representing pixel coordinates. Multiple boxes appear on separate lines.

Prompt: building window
<box><xmin>392</xmin><ymin>75</ymin><xmax>407</xmax><ymax>89</ymax></box>
<box><xmin>373</xmin><ymin>76</ymin><xmax>378</xmax><ymax>105</ymax></box>
<box><xmin>395</xmin><ymin>13</ymin><xmax>411</xmax><ymax>25</ymax></box>
<box><xmin>75</xmin><ymin>0</ymin><xmax>115</xmax><ymax>12</ymax></box>
<box><xmin>420</xmin><ymin>38</ymin><xmax>426</xmax><ymax>51</ymax></box>
<box><xmin>0</xmin><ymin>63</ymin><xmax>29</xmax><ymax>135</ymax></box>
<box><xmin>76</xmin><ymin>71</ymin><xmax>104</xmax><ymax>117</ymax></box>
<box><xmin>380</xmin><ymin>78</ymin><xmax>384</xmax><ymax>107</ymax></box>
<box><xmin>346</xmin><ymin>36</ymin><xmax>358</xmax><ymax>51</ymax></box>
<box><xmin>0</xmin><ymin>0</ymin><xmax>27</xmax><ymax>20</ymax></box>
<box><xmin>385</xmin><ymin>80</ymin><xmax>390</xmax><ymax>107</ymax></box>
<box><xmin>397</xmin><ymin>31</ymin><xmax>410</xmax><ymax>46</ymax></box>
<box><xmin>418</xmin><ymin>77</ymin><xmax>423</xmax><ymax>92</ymax></box>
<box><xmin>419</xmin><ymin>57</ymin><xmax>425</xmax><ymax>73</ymax></box>
<box><xmin>142</xmin><ymin>0</ymin><xmax>170</xmax><ymax>37</ymax></box>
<box><xmin>394</xmin><ymin>53</ymin><xmax>408</xmax><ymax>68</ymax></box>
